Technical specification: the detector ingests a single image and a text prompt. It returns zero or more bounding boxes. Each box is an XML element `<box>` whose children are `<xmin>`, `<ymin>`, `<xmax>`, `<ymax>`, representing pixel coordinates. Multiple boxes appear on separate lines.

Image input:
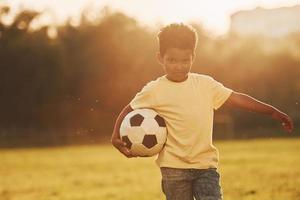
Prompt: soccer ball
<box><xmin>120</xmin><ymin>108</ymin><xmax>167</xmax><ymax>157</ymax></box>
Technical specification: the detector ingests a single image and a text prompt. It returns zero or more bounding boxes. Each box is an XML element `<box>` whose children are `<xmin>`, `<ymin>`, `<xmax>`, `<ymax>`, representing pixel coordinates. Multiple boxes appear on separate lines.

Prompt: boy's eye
<box><xmin>167</xmin><ymin>58</ymin><xmax>190</xmax><ymax>64</ymax></box>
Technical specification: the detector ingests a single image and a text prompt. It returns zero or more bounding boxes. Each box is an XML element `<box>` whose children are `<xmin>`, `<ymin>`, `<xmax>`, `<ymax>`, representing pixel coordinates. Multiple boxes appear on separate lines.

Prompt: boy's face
<box><xmin>157</xmin><ymin>48</ymin><xmax>195</xmax><ymax>82</ymax></box>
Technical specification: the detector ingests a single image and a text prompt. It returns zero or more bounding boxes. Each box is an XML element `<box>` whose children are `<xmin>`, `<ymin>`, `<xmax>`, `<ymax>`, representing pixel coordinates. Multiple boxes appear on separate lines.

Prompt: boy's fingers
<box><xmin>112</xmin><ymin>138</ymin><xmax>137</xmax><ymax>158</ymax></box>
<box><xmin>120</xmin><ymin>148</ymin><xmax>137</xmax><ymax>158</ymax></box>
<box><xmin>275</xmin><ymin>113</ymin><xmax>293</xmax><ymax>134</ymax></box>
<box><xmin>282</xmin><ymin>124</ymin><xmax>290</xmax><ymax>133</ymax></box>
<box><xmin>286</xmin><ymin>117</ymin><xmax>294</xmax><ymax>132</ymax></box>
<box><xmin>281</xmin><ymin>117</ymin><xmax>294</xmax><ymax>133</ymax></box>
<box><xmin>289</xmin><ymin>118</ymin><xmax>294</xmax><ymax>130</ymax></box>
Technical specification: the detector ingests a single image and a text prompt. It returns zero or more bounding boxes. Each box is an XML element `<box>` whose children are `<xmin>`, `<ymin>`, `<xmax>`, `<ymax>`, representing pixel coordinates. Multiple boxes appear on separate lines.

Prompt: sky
<box><xmin>1</xmin><ymin>0</ymin><xmax>300</xmax><ymax>35</ymax></box>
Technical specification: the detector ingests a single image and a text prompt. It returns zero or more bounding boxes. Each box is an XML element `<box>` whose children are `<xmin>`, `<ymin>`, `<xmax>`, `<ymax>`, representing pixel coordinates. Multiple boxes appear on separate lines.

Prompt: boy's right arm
<box><xmin>111</xmin><ymin>104</ymin><xmax>136</xmax><ymax>158</ymax></box>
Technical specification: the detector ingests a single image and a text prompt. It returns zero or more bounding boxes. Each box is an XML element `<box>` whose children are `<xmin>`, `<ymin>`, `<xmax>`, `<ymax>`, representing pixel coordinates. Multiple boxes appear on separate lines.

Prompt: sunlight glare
<box><xmin>2</xmin><ymin>0</ymin><xmax>300</xmax><ymax>35</ymax></box>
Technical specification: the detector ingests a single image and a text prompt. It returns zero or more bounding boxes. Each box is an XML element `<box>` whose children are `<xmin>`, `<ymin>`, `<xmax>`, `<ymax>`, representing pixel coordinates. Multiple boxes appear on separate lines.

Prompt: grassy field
<box><xmin>0</xmin><ymin>138</ymin><xmax>299</xmax><ymax>200</ymax></box>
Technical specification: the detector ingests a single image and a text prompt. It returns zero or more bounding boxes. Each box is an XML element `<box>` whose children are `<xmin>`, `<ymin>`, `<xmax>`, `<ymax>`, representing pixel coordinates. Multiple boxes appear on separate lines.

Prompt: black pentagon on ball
<box><xmin>122</xmin><ymin>136</ymin><xmax>132</xmax><ymax>149</ymax></box>
<box><xmin>154</xmin><ymin>115</ymin><xmax>166</xmax><ymax>127</ymax></box>
<box><xmin>142</xmin><ymin>135</ymin><xmax>157</xmax><ymax>149</ymax></box>
<box><xmin>130</xmin><ymin>114</ymin><xmax>144</xmax><ymax>126</ymax></box>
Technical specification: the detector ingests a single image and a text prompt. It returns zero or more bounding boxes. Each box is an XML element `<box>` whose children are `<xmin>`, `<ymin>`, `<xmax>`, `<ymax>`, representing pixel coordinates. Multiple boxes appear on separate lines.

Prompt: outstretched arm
<box><xmin>224</xmin><ymin>92</ymin><xmax>294</xmax><ymax>133</ymax></box>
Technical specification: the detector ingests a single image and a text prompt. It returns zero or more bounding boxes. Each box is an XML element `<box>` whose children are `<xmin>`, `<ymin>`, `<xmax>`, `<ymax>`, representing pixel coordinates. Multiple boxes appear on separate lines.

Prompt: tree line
<box><xmin>0</xmin><ymin>6</ymin><xmax>299</xmax><ymax>147</ymax></box>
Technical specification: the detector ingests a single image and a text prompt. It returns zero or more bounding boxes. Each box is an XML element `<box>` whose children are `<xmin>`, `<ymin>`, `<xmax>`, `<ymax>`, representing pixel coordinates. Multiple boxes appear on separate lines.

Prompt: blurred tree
<box><xmin>0</xmin><ymin>5</ymin><xmax>299</xmax><ymax>147</ymax></box>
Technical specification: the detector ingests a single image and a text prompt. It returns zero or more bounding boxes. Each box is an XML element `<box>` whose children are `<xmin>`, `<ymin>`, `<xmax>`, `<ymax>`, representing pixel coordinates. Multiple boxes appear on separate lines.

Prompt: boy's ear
<box><xmin>156</xmin><ymin>52</ymin><xmax>163</xmax><ymax>65</ymax></box>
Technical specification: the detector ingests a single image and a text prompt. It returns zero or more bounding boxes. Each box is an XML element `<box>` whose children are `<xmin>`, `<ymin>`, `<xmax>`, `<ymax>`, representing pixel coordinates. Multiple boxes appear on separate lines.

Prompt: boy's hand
<box><xmin>111</xmin><ymin>137</ymin><xmax>137</xmax><ymax>158</ymax></box>
<box><xmin>271</xmin><ymin>110</ymin><xmax>294</xmax><ymax>133</ymax></box>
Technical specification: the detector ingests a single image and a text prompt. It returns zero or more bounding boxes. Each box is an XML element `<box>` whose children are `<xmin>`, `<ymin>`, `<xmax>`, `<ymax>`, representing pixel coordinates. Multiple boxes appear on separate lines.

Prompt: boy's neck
<box><xmin>166</xmin><ymin>73</ymin><xmax>189</xmax><ymax>83</ymax></box>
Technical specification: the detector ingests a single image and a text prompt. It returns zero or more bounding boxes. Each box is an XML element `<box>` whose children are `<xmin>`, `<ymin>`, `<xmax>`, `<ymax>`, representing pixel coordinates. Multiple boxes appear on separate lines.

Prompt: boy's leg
<box><xmin>192</xmin><ymin>168</ymin><xmax>223</xmax><ymax>200</ymax></box>
<box><xmin>160</xmin><ymin>167</ymin><xmax>194</xmax><ymax>200</ymax></box>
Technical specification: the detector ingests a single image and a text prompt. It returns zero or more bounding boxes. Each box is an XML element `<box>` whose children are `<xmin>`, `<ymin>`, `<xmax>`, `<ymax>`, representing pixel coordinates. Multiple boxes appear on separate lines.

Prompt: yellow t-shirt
<box><xmin>130</xmin><ymin>73</ymin><xmax>233</xmax><ymax>169</ymax></box>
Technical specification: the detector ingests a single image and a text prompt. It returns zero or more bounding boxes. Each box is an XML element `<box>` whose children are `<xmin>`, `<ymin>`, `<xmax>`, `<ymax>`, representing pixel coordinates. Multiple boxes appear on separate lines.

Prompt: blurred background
<box><xmin>0</xmin><ymin>0</ymin><xmax>299</xmax><ymax>147</ymax></box>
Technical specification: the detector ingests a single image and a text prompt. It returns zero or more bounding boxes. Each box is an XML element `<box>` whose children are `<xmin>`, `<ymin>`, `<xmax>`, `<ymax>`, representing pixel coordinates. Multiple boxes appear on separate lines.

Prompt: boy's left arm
<box><xmin>224</xmin><ymin>91</ymin><xmax>294</xmax><ymax>133</ymax></box>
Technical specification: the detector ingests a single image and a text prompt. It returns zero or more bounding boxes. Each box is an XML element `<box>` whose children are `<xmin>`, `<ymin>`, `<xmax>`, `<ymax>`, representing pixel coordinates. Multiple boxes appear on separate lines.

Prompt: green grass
<box><xmin>0</xmin><ymin>138</ymin><xmax>299</xmax><ymax>200</ymax></box>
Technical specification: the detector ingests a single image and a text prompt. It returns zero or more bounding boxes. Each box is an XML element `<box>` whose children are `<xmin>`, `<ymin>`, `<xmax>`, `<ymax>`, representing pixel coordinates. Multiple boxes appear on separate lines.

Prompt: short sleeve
<box><xmin>130</xmin><ymin>82</ymin><xmax>156</xmax><ymax>110</ymax></box>
<box><xmin>209</xmin><ymin>78</ymin><xmax>233</xmax><ymax>110</ymax></box>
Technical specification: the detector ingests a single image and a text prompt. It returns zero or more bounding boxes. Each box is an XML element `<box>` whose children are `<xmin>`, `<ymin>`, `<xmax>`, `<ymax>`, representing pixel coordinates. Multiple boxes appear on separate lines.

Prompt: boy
<box><xmin>111</xmin><ymin>23</ymin><xmax>293</xmax><ymax>200</ymax></box>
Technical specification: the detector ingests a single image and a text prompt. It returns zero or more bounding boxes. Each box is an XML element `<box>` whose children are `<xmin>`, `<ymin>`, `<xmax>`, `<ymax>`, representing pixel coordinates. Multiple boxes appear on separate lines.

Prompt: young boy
<box><xmin>111</xmin><ymin>23</ymin><xmax>294</xmax><ymax>200</ymax></box>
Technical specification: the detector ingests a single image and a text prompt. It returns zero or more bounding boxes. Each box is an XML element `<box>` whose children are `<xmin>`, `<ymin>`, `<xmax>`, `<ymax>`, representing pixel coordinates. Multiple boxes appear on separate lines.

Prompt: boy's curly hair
<box><xmin>157</xmin><ymin>23</ymin><xmax>198</xmax><ymax>56</ymax></box>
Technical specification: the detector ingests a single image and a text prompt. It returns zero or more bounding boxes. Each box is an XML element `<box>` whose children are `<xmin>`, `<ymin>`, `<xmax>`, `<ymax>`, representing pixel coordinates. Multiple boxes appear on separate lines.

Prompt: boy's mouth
<box><xmin>173</xmin><ymin>72</ymin><xmax>187</xmax><ymax>76</ymax></box>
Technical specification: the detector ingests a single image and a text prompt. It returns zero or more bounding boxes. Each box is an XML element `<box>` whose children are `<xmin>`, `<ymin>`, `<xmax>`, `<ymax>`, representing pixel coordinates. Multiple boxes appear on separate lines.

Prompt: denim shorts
<box><xmin>160</xmin><ymin>167</ymin><xmax>223</xmax><ymax>200</ymax></box>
